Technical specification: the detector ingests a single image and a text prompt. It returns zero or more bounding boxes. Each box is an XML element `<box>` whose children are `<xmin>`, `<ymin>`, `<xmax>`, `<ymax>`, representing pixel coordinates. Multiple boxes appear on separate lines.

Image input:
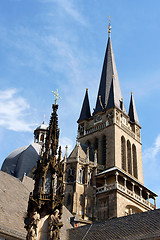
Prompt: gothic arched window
<box><xmin>44</xmin><ymin>170</ymin><xmax>52</xmax><ymax>194</ymax></box>
<box><xmin>121</xmin><ymin>136</ymin><xmax>126</xmax><ymax>171</ymax></box>
<box><xmin>127</xmin><ymin>140</ymin><xmax>132</xmax><ymax>175</ymax></box>
<box><xmin>40</xmin><ymin>134</ymin><xmax>44</xmax><ymax>142</ymax></box>
<box><xmin>68</xmin><ymin>168</ymin><xmax>74</xmax><ymax>182</ymax></box>
<box><xmin>132</xmin><ymin>145</ymin><xmax>138</xmax><ymax>179</ymax></box>
<box><xmin>94</xmin><ymin>138</ymin><xmax>99</xmax><ymax>163</ymax></box>
<box><xmin>102</xmin><ymin>136</ymin><xmax>106</xmax><ymax>166</ymax></box>
<box><xmin>53</xmin><ymin>174</ymin><xmax>57</xmax><ymax>194</ymax></box>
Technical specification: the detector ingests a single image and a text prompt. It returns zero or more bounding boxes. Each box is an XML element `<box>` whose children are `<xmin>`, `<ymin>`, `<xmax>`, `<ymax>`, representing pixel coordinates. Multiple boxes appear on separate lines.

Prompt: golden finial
<box><xmin>108</xmin><ymin>16</ymin><xmax>112</xmax><ymax>36</ymax></box>
<box><xmin>112</xmin><ymin>75</ymin><xmax>114</xmax><ymax>78</ymax></box>
<box><xmin>131</xmin><ymin>92</ymin><xmax>133</xmax><ymax>95</ymax></box>
<box><xmin>86</xmin><ymin>88</ymin><xmax>88</xmax><ymax>91</ymax></box>
<box><xmin>121</xmin><ymin>97</ymin><xmax>123</xmax><ymax>101</ymax></box>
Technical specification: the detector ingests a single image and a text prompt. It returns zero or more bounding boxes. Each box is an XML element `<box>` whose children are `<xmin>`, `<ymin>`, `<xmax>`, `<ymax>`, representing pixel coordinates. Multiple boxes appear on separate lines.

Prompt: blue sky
<box><xmin>0</xmin><ymin>0</ymin><xmax>160</xmax><ymax>207</ymax></box>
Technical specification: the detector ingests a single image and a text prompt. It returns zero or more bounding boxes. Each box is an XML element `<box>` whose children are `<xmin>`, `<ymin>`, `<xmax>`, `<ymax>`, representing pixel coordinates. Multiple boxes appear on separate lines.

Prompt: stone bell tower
<box><xmin>25</xmin><ymin>96</ymin><xmax>63</xmax><ymax>240</ymax></box>
<box><xmin>66</xmin><ymin>20</ymin><xmax>157</xmax><ymax>221</ymax></box>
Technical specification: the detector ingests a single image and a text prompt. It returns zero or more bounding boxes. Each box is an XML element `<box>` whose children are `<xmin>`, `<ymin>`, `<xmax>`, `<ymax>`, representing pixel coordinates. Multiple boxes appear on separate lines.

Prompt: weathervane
<box><xmin>52</xmin><ymin>89</ymin><xmax>62</xmax><ymax>105</ymax></box>
<box><xmin>108</xmin><ymin>16</ymin><xmax>112</xmax><ymax>36</ymax></box>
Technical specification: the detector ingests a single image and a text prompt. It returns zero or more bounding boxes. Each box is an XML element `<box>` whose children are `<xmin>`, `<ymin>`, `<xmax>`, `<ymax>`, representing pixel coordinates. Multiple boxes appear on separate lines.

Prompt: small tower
<box><xmin>25</xmin><ymin>100</ymin><xmax>63</xmax><ymax>239</ymax></box>
<box><xmin>34</xmin><ymin>118</ymin><xmax>48</xmax><ymax>145</ymax></box>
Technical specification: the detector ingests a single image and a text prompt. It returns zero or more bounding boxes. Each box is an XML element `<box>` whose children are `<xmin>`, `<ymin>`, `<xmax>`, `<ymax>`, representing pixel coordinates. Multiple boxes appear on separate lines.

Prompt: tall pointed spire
<box><xmin>77</xmin><ymin>88</ymin><xmax>91</xmax><ymax>123</ymax></box>
<box><xmin>106</xmin><ymin>76</ymin><xmax>115</xmax><ymax>110</ymax></box>
<box><xmin>94</xmin><ymin>21</ymin><xmax>126</xmax><ymax>114</ymax></box>
<box><xmin>128</xmin><ymin>92</ymin><xmax>140</xmax><ymax>126</ymax></box>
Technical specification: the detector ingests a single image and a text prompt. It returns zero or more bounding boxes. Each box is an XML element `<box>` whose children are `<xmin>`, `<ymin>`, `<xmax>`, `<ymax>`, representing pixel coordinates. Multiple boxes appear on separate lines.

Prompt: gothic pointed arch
<box><xmin>94</xmin><ymin>138</ymin><xmax>98</xmax><ymax>150</ymax></box>
<box><xmin>121</xmin><ymin>136</ymin><xmax>126</xmax><ymax>171</ymax></box>
<box><xmin>44</xmin><ymin>169</ymin><xmax>52</xmax><ymax>194</ymax></box>
<box><xmin>132</xmin><ymin>144</ymin><xmax>138</xmax><ymax>179</ymax></box>
<box><xmin>102</xmin><ymin>135</ymin><xmax>106</xmax><ymax>166</ymax></box>
<box><xmin>127</xmin><ymin>140</ymin><xmax>132</xmax><ymax>175</ymax></box>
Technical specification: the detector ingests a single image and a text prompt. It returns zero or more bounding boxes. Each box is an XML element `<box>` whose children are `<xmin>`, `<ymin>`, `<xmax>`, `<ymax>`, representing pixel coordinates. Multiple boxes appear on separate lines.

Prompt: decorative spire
<box><xmin>108</xmin><ymin>16</ymin><xmax>112</xmax><ymax>37</ymax></box>
<box><xmin>25</xmin><ymin>102</ymin><xmax>64</xmax><ymax>239</ymax></box>
<box><xmin>77</xmin><ymin>88</ymin><xmax>91</xmax><ymax>123</ymax></box>
<box><xmin>94</xmin><ymin>33</ymin><xmax>127</xmax><ymax>114</ymax></box>
<box><xmin>128</xmin><ymin>92</ymin><xmax>140</xmax><ymax>126</ymax></box>
<box><xmin>43</xmin><ymin>113</ymin><xmax>45</xmax><ymax>124</ymax></box>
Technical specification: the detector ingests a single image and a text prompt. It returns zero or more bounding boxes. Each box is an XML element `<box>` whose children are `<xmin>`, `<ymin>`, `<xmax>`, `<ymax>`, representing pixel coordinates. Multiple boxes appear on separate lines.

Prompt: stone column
<box><xmin>76</xmin><ymin>142</ymin><xmax>80</xmax><ymax>162</ymax></box>
<box><xmin>147</xmin><ymin>192</ymin><xmax>150</xmax><ymax>201</ymax></box>
<box><xmin>154</xmin><ymin>197</ymin><xmax>157</xmax><ymax>208</ymax></box>
<box><xmin>94</xmin><ymin>150</ymin><xmax>97</xmax><ymax>167</ymax></box>
<box><xmin>124</xmin><ymin>177</ymin><xmax>127</xmax><ymax>188</ymax></box>
<box><xmin>64</xmin><ymin>145</ymin><xmax>68</xmax><ymax>162</ymax></box>
<box><xmin>105</xmin><ymin>176</ymin><xmax>107</xmax><ymax>185</ymax></box>
<box><xmin>132</xmin><ymin>183</ymin><xmax>135</xmax><ymax>193</ymax></box>
<box><xmin>140</xmin><ymin>187</ymin><xmax>142</xmax><ymax>198</ymax></box>
<box><xmin>115</xmin><ymin>172</ymin><xmax>119</xmax><ymax>188</ymax></box>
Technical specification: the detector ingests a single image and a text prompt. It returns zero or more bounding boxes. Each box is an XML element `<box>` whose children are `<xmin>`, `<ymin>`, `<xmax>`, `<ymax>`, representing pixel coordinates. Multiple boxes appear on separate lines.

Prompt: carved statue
<box><xmin>27</xmin><ymin>211</ymin><xmax>40</xmax><ymax>240</ymax></box>
<box><xmin>48</xmin><ymin>209</ymin><xmax>63</xmax><ymax>240</ymax></box>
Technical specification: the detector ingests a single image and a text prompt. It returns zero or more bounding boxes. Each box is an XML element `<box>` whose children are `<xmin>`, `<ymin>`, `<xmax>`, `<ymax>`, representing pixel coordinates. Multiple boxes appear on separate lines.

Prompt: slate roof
<box><xmin>68</xmin><ymin>143</ymin><xmax>94</xmax><ymax>162</ymax></box>
<box><xmin>34</xmin><ymin>121</ymin><xmax>48</xmax><ymax>131</ymax></box>
<box><xmin>78</xmin><ymin>89</ymin><xmax>91</xmax><ymax>123</ymax></box>
<box><xmin>0</xmin><ymin>170</ymin><xmax>73</xmax><ymax>240</ymax></box>
<box><xmin>0</xmin><ymin>171</ymin><xmax>30</xmax><ymax>239</ymax></box>
<box><xmin>67</xmin><ymin>209</ymin><xmax>160</xmax><ymax>240</ymax></box>
<box><xmin>94</xmin><ymin>36</ymin><xmax>127</xmax><ymax>114</ymax></box>
<box><xmin>128</xmin><ymin>92</ymin><xmax>140</xmax><ymax>126</ymax></box>
<box><xmin>1</xmin><ymin>143</ymin><xmax>41</xmax><ymax>178</ymax></box>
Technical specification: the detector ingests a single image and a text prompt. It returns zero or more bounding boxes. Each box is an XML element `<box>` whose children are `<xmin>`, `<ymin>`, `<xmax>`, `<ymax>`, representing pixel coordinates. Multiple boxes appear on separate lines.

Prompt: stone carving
<box><xmin>48</xmin><ymin>210</ymin><xmax>63</xmax><ymax>240</ymax></box>
<box><xmin>136</xmin><ymin>127</ymin><xmax>140</xmax><ymax>137</ymax></box>
<box><xmin>116</xmin><ymin>110</ymin><xmax>120</xmax><ymax>123</ymax></box>
<box><xmin>26</xmin><ymin>211</ymin><xmax>40</xmax><ymax>240</ymax></box>
<box><xmin>79</xmin><ymin>123</ymin><xmax>84</xmax><ymax>136</ymax></box>
<box><xmin>106</xmin><ymin>111</ymin><xmax>114</xmax><ymax>125</ymax></box>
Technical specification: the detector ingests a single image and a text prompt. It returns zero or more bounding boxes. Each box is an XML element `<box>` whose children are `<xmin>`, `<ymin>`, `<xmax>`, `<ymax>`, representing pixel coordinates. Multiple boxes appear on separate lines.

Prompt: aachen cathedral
<box><xmin>0</xmin><ymin>21</ymin><xmax>160</xmax><ymax>240</ymax></box>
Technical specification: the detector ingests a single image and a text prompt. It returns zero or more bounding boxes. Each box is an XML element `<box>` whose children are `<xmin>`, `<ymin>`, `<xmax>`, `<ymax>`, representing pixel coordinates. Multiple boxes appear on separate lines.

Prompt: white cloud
<box><xmin>143</xmin><ymin>134</ymin><xmax>160</xmax><ymax>162</ymax></box>
<box><xmin>57</xmin><ymin>0</ymin><xmax>87</xmax><ymax>26</ymax></box>
<box><xmin>39</xmin><ymin>0</ymin><xmax>87</xmax><ymax>26</ymax></box>
<box><xmin>143</xmin><ymin>134</ymin><xmax>160</xmax><ymax>207</ymax></box>
<box><xmin>0</xmin><ymin>89</ymin><xmax>34</xmax><ymax>132</ymax></box>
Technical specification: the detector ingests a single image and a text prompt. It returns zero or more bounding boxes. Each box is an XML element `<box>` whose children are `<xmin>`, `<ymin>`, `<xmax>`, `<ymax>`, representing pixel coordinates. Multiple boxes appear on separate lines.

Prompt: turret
<box><xmin>128</xmin><ymin>92</ymin><xmax>140</xmax><ymax>127</ymax></box>
<box><xmin>77</xmin><ymin>88</ymin><xmax>91</xmax><ymax>123</ymax></box>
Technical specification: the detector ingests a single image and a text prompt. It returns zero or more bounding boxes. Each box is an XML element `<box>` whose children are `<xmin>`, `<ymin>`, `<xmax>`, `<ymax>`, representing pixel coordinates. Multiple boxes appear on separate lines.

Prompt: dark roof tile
<box><xmin>68</xmin><ymin>209</ymin><xmax>160</xmax><ymax>240</ymax></box>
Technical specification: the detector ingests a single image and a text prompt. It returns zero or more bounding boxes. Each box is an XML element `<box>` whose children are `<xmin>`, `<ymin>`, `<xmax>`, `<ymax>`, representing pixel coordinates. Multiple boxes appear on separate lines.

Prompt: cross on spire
<box><xmin>108</xmin><ymin>16</ymin><xmax>112</xmax><ymax>37</ymax></box>
<box><xmin>52</xmin><ymin>89</ymin><xmax>62</xmax><ymax>105</ymax></box>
